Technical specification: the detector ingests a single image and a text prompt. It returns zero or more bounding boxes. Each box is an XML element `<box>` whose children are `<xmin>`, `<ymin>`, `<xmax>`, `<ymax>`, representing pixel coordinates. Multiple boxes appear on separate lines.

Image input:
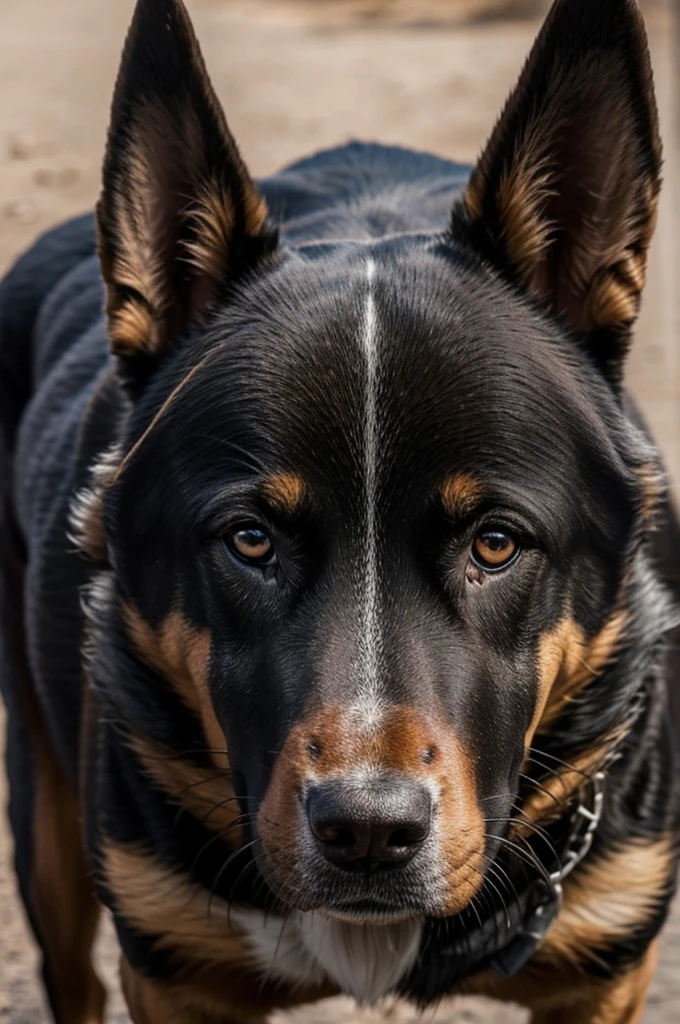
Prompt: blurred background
<box><xmin>0</xmin><ymin>0</ymin><xmax>678</xmax><ymax>1021</ymax></box>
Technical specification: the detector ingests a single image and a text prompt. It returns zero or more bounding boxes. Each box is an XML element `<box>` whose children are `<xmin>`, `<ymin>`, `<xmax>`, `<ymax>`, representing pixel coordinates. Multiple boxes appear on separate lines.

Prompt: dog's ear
<box><xmin>96</xmin><ymin>0</ymin><xmax>276</xmax><ymax>385</ymax></box>
<box><xmin>452</xmin><ymin>0</ymin><xmax>661</xmax><ymax>386</ymax></box>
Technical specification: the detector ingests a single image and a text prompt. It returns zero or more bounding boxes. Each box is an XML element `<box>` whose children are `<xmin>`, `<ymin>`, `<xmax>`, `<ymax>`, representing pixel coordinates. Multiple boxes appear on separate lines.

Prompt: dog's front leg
<box><xmin>120</xmin><ymin>957</ymin><xmax>267</xmax><ymax>1024</ymax></box>
<box><xmin>531</xmin><ymin>940</ymin><xmax>659</xmax><ymax>1024</ymax></box>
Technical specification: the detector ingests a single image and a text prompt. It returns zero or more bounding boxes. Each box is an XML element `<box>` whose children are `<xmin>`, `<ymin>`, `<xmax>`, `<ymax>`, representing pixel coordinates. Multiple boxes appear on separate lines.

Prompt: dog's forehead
<box><xmin>194</xmin><ymin>243</ymin><xmax>586</xmax><ymax>500</ymax></box>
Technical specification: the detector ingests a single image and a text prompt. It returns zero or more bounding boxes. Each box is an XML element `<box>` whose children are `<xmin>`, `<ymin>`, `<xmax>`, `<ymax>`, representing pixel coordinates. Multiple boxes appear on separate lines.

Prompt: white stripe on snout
<box><xmin>354</xmin><ymin>258</ymin><xmax>384</xmax><ymax>728</ymax></box>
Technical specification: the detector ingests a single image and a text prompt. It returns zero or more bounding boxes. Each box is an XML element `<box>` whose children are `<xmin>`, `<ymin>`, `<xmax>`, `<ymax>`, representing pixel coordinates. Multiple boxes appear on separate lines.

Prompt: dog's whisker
<box><xmin>189</xmin><ymin>814</ymin><xmax>258</xmax><ymax>876</ymax></box>
<box><xmin>198</xmin><ymin>795</ymin><xmax>249</xmax><ymax>827</ymax></box>
<box><xmin>517</xmin><ymin>771</ymin><xmax>562</xmax><ymax>810</ymax></box>
<box><xmin>483</xmin><ymin>832</ymin><xmax>552</xmax><ymax>887</ymax></box>
<box><xmin>209</xmin><ymin>837</ymin><xmax>262</xmax><ymax>920</ymax></box>
<box><xmin>526</xmin><ymin>748</ymin><xmax>595</xmax><ymax>782</ymax></box>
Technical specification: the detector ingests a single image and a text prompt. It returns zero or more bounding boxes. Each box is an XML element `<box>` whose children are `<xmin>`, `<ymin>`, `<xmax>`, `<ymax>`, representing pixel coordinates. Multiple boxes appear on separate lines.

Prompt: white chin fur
<box><xmin>234</xmin><ymin>909</ymin><xmax>423</xmax><ymax>1005</ymax></box>
<box><xmin>299</xmin><ymin>913</ymin><xmax>423</xmax><ymax>1004</ymax></box>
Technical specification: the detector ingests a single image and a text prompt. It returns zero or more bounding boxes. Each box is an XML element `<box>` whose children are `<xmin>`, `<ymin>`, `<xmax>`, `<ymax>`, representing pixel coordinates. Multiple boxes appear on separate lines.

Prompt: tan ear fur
<box><xmin>97</xmin><ymin>0</ymin><xmax>276</xmax><ymax>373</ymax></box>
<box><xmin>455</xmin><ymin>0</ymin><xmax>661</xmax><ymax>382</ymax></box>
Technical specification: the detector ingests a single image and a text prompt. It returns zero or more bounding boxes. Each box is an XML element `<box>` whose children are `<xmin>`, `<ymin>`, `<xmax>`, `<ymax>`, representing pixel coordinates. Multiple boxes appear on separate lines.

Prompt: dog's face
<box><xmin>90</xmin><ymin>0</ymin><xmax>660</xmax><ymax>925</ymax></box>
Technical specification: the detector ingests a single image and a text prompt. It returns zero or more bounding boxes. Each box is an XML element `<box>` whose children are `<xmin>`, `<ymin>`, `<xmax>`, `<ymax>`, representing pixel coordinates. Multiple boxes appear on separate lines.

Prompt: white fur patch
<box><xmin>354</xmin><ymin>258</ymin><xmax>384</xmax><ymax>730</ymax></box>
<box><xmin>235</xmin><ymin>909</ymin><xmax>423</xmax><ymax>1005</ymax></box>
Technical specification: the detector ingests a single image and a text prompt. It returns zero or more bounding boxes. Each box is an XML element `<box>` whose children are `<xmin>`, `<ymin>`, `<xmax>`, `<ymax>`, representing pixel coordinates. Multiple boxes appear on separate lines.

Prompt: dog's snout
<box><xmin>307</xmin><ymin>775</ymin><xmax>431</xmax><ymax>871</ymax></box>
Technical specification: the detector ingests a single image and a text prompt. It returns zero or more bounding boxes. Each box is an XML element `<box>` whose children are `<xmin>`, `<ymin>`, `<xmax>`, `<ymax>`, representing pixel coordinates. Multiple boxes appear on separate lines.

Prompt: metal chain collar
<box><xmin>536</xmin><ymin>769</ymin><xmax>605</xmax><ymax>926</ymax></box>
<box><xmin>552</xmin><ymin>683</ymin><xmax>648</xmax><ymax>891</ymax></box>
<box><xmin>538</xmin><ymin>684</ymin><xmax>648</xmax><ymax>921</ymax></box>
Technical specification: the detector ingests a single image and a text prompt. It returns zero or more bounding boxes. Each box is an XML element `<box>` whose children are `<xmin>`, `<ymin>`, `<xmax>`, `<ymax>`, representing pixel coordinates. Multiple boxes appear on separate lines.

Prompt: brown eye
<box><xmin>472</xmin><ymin>530</ymin><xmax>518</xmax><ymax>571</ymax></box>
<box><xmin>226</xmin><ymin>524</ymin><xmax>275</xmax><ymax>565</ymax></box>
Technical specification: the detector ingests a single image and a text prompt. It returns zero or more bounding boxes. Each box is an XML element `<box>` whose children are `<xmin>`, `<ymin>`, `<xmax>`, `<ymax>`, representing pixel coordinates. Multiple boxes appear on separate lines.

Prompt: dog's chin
<box><xmin>298</xmin><ymin>913</ymin><xmax>424</xmax><ymax>1005</ymax></box>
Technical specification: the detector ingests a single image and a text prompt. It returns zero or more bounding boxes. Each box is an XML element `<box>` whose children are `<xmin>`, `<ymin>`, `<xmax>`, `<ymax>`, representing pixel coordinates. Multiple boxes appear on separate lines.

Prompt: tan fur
<box><xmin>635</xmin><ymin>462</ymin><xmax>664</xmax><ymax>523</ymax></box>
<box><xmin>244</xmin><ymin>191</ymin><xmax>269</xmax><ymax>237</ymax></box>
<box><xmin>123</xmin><ymin>605</ymin><xmax>228</xmax><ymax>768</ymax></box>
<box><xmin>262</xmin><ymin>471</ymin><xmax>306</xmax><ymax>514</ymax></box>
<box><xmin>113</xmin><ymin>850</ymin><xmax>330</xmax><ymax>1024</ymax></box>
<box><xmin>28</xmin><ymin>694</ymin><xmax>106</xmax><ymax>1024</ymax></box>
<box><xmin>531</xmin><ymin>941</ymin><xmax>659</xmax><ymax>1023</ymax></box>
<box><xmin>120</xmin><ymin>952</ymin><xmax>329</xmax><ymax>1024</ymax></box>
<box><xmin>184</xmin><ymin>175</ymin><xmax>268</xmax><ymax>286</ymax></box>
<box><xmin>120</xmin><ymin>960</ymin><xmax>255</xmax><ymax>1024</ymax></box>
<box><xmin>462</xmin><ymin>10</ymin><xmax>661</xmax><ymax>343</ymax></box>
<box><xmin>493</xmin><ymin>139</ymin><xmax>555</xmax><ymax>284</ymax></box>
<box><xmin>582</xmin><ymin>174</ymin><xmax>660</xmax><ymax>338</ymax></box>
<box><xmin>543</xmin><ymin>839</ymin><xmax>673</xmax><ymax>969</ymax></box>
<box><xmin>108</xmin><ymin>294</ymin><xmax>156</xmax><ymax>358</ymax></box>
<box><xmin>184</xmin><ymin>181</ymin><xmax>237</xmax><ymax>286</ymax></box>
<box><xmin>98</xmin><ymin>126</ymin><xmax>172</xmax><ymax>356</ymax></box>
<box><xmin>440</xmin><ymin>472</ymin><xmax>483</xmax><ymax>517</ymax></box>
<box><xmin>528</xmin><ymin>610</ymin><xmax>628</xmax><ymax>745</ymax></box>
<box><xmin>588</xmin><ymin>274</ymin><xmax>639</xmax><ymax>333</ymax></box>
<box><xmin>127</xmin><ymin>732</ymin><xmax>243</xmax><ymax>845</ymax></box>
<box><xmin>99</xmin><ymin>39</ymin><xmax>270</xmax><ymax>360</ymax></box>
<box><xmin>461</xmin><ymin>940</ymin><xmax>659</xmax><ymax>1023</ymax></box>
<box><xmin>463</xmin><ymin>109</ymin><xmax>558</xmax><ymax>286</ymax></box>
<box><xmin>105</xmin><ymin>843</ymin><xmax>251</xmax><ymax>967</ymax></box>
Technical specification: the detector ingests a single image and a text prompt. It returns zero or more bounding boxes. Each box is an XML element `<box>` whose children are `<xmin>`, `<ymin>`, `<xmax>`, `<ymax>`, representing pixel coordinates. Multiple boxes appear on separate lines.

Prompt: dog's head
<box><xmin>87</xmin><ymin>0</ymin><xmax>661</xmax><ymax>928</ymax></box>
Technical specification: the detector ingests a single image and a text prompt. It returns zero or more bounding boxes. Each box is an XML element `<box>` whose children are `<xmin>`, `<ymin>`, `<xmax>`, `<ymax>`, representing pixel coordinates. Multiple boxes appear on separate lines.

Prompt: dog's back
<box><xmin>0</xmin><ymin>215</ymin><xmax>112</xmax><ymax>780</ymax></box>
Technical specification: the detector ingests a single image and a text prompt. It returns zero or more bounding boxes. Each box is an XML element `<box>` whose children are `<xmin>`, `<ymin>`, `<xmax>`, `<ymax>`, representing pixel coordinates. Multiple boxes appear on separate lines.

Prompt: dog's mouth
<box><xmin>320</xmin><ymin>900</ymin><xmax>418</xmax><ymax>926</ymax></box>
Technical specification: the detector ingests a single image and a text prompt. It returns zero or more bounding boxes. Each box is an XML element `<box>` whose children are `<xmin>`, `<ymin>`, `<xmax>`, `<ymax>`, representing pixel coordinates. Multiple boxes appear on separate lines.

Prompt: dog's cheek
<box><xmin>526</xmin><ymin>609</ymin><xmax>629</xmax><ymax>750</ymax></box>
<box><xmin>123</xmin><ymin>603</ymin><xmax>229</xmax><ymax>770</ymax></box>
<box><xmin>431</xmin><ymin>730</ymin><xmax>487</xmax><ymax>917</ymax></box>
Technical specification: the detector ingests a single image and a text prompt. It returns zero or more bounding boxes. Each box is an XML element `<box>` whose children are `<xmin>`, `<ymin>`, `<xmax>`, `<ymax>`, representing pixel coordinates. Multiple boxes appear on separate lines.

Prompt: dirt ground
<box><xmin>1</xmin><ymin>0</ymin><xmax>679</xmax><ymax>1021</ymax></box>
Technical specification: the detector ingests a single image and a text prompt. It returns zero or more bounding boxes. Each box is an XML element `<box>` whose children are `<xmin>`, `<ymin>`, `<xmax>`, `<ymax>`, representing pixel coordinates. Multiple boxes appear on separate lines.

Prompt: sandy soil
<box><xmin>0</xmin><ymin>1</ymin><xmax>678</xmax><ymax>1021</ymax></box>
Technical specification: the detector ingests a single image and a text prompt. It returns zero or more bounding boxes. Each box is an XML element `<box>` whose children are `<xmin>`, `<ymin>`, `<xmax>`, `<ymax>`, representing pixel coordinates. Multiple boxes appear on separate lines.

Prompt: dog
<box><xmin>1</xmin><ymin>0</ymin><xmax>679</xmax><ymax>1021</ymax></box>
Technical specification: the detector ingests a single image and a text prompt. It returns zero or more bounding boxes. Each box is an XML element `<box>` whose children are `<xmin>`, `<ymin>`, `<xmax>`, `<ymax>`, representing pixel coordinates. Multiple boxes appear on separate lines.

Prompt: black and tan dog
<box><xmin>1</xmin><ymin>0</ymin><xmax>679</xmax><ymax>1021</ymax></box>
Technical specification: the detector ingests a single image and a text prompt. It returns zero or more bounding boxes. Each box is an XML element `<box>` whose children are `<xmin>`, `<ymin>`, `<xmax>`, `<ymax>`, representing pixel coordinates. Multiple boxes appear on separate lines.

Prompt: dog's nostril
<box><xmin>313</xmin><ymin>824</ymin><xmax>355</xmax><ymax>848</ymax></box>
<box><xmin>388</xmin><ymin>825</ymin><xmax>428</xmax><ymax>848</ymax></box>
<box><xmin>307</xmin><ymin>775</ymin><xmax>431</xmax><ymax>871</ymax></box>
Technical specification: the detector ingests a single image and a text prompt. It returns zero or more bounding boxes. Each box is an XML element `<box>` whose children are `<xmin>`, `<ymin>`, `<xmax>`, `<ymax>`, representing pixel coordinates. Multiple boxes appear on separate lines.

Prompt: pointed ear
<box><xmin>452</xmin><ymin>0</ymin><xmax>661</xmax><ymax>386</ymax></box>
<box><xmin>96</xmin><ymin>0</ymin><xmax>276</xmax><ymax>383</ymax></box>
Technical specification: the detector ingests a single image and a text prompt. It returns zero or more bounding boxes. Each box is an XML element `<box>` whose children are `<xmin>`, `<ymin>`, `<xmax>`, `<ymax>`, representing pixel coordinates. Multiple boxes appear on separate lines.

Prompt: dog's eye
<box><xmin>226</xmin><ymin>524</ymin><xmax>275</xmax><ymax>565</ymax></box>
<box><xmin>471</xmin><ymin>530</ymin><xmax>518</xmax><ymax>571</ymax></box>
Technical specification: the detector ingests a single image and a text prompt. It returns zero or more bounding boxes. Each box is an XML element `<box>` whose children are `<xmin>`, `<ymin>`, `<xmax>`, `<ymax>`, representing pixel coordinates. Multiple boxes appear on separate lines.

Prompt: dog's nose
<box><xmin>307</xmin><ymin>775</ymin><xmax>432</xmax><ymax>871</ymax></box>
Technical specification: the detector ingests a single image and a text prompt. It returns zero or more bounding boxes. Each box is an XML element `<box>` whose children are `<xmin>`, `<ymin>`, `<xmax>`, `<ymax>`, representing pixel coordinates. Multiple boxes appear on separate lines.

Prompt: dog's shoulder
<box><xmin>260</xmin><ymin>141</ymin><xmax>471</xmax><ymax>243</ymax></box>
<box><xmin>8</xmin><ymin>218</ymin><xmax>113</xmax><ymax>517</ymax></box>
<box><xmin>0</xmin><ymin>214</ymin><xmax>101</xmax><ymax>444</ymax></box>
